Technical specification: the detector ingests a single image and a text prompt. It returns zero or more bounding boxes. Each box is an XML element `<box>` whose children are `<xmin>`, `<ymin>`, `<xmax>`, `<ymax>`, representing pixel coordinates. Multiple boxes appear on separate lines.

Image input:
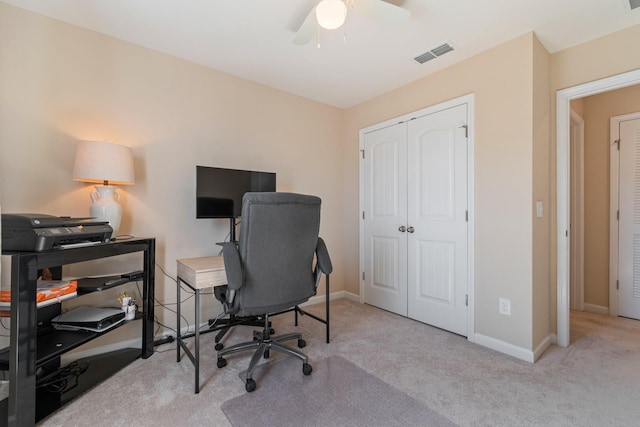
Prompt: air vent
<box><xmin>414</xmin><ymin>42</ymin><xmax>455</xmax><ymax>64</ymax></box>
<box><xmin>631</xmin><ymin>0</ymin><xmax>640</xmax><ymax>10</ymax></box>
<box><xmin>414</xmin><ymin>51</ymin><xmax>436</xmax><ymax>64</ymax></box>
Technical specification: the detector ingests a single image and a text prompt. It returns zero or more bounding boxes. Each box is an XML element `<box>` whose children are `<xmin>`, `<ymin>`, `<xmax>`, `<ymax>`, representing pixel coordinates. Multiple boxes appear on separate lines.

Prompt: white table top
<box><xmin>176</xmin><ymin>255</ymin><xmax>227</xmax><ymax>289</ymax></box>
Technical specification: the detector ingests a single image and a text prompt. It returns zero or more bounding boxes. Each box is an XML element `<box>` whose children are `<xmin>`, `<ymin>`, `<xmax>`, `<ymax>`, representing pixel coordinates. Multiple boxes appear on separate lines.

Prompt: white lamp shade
<box><xmin>72</xmin><ymin>140</ymin><xmax>135</xmax><ymax>239</ymax></box>
<box><xmin>72</xmin><ymin>140</ymin><xmax>135</xmax><ymax>185</ymax></box>
<box><xmin>316</xmin><ymin>0</ymin><xmax>347</xmax><ymax>30</ymax></box>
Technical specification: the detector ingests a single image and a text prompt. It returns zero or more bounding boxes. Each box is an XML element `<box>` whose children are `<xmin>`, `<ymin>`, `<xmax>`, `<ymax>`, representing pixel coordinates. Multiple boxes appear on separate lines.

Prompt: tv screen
<box><xmin>196</xmin><ymin>166</ymin><xmax>276</xmax><ymax>218</ymax></box>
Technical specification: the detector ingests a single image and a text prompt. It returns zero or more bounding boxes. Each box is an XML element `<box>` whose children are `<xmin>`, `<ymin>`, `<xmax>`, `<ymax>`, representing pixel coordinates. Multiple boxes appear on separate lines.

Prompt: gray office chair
<box><xmin>215</xmin><ymin>192</ymin><xmax>332</xmax><ymax>392</ymax></box>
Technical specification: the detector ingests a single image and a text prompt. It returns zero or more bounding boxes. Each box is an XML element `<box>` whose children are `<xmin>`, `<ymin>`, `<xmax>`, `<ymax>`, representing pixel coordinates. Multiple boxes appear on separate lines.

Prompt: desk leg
<box><xmin>176</xmin><ymin>278</ymin><xmax>181</xmax><ymax>363</ymax></box>
<box><xmin>194</xmin><ymin>289</ymin><xmax>200</xmax><ymax>394</ymax></box>
<box><xmin>325</xmin><ymin>275</ymin><xmax>330</xmax><ymax>343</ymax></box>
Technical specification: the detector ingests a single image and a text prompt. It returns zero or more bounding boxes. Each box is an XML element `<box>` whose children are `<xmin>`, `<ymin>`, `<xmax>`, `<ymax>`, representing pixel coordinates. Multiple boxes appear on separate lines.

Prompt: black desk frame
<box><xmin>3</xmin><ymin>238</ymin><xmax>155</xmax><ymax>426</ymax></box>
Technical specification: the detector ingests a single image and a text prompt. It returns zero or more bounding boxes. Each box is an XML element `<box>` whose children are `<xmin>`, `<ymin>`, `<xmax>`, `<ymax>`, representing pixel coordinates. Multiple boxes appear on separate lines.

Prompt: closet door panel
<box><xmin>407</xmin><ymin>104</ymin><xmax>468</xmax><ymax>336</ymax></box>
<box><xmin>362</xmin><ymin>123</ymin><xmax>408</xmax><ymax>316</ymax></box>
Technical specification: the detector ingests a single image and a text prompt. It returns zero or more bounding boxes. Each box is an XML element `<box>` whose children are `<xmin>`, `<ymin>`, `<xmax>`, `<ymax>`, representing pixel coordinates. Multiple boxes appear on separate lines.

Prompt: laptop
<box><xmin>51</xmin><ymin>306</ymin><xmax>125</xmax><ymax>332</ymax></box>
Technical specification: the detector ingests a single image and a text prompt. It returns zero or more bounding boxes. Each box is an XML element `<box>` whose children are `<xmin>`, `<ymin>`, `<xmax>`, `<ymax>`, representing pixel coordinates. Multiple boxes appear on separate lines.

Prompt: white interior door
<box><xmin>362</xmin><ymin>123</ymin><xmax>408</xmax><ymax>316</ymax></box>
<box><xmin>617</xmin><ymin>116</ymin><xmax>640</xmax><ymax>320</ymax></box>
<box><xmin>406</xmin><ymin>105</ymin><xmax>468</xmax><ymax>336</ymax></box>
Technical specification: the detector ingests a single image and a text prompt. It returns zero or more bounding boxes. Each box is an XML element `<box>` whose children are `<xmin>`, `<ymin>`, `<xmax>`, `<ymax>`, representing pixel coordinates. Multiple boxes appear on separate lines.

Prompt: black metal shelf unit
<box><xmin>1</xmin><ymin>238</ymin><xmax>155</xmax><ymax>426</ymax></box>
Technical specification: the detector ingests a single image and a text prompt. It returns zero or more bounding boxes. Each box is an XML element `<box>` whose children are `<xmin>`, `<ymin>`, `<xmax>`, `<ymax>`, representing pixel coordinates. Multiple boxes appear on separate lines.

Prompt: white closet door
<box><xmin>618</xmin><ymin>117</ymin><xmax>640</xmax><ymax>320</ymax></box>
<box><xmin>362</xmin><ymin>123</ymin><xmax>408</xmax><ymax>316</ymax></box>
<box><xmin>406</xmin><ymin>104</ymin><xmax>468</xmax><ymax>336</ymax></box>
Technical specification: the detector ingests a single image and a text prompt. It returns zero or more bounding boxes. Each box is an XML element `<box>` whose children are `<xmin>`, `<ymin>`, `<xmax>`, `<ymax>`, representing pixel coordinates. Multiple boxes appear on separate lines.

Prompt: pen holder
<box><xmin>125</xmin><ymin>304</ymin><xmax>136</xmax><ymax>320</ymax></box>
<box><xmin>120</xmin><ymin>296</ymin><xmax>136</xmax><ymax>320</ymax></box>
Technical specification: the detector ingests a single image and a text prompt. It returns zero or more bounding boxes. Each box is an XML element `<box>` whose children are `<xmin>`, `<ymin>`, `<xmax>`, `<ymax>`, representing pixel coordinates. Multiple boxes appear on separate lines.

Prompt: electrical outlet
<box><xmin>499</xmin><ymin>298</ymin><xmax>511</xmax><ymax>315</ymax></box>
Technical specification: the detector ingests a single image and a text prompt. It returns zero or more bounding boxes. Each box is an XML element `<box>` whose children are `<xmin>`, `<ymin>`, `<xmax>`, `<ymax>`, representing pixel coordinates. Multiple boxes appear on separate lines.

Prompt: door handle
<box><xmin>398</xmin><ymin>226</ymin><xmax>406</xmax><ymax>232</ymax></box>
<box><xmin>407</xmin><ymin>226</ymin><xmax>415</xmax><ymax>233</ymax></box>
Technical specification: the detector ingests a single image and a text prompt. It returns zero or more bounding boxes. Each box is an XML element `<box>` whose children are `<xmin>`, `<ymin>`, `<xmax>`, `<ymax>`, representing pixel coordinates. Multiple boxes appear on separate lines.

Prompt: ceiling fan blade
<box><xmin>293</xmin><ymin>6</ymin><xmax>318</xmax><ymax>45</ymax></box>
<box><xmin>352</xmin><ymin>0</ymin><xmax>411</xmax><ymax>25</ymax></box>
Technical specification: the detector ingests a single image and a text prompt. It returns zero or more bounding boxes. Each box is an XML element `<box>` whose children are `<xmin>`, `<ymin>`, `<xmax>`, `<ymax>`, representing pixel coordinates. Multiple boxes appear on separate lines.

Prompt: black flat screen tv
<box><xmin>196</xmin><ymin>166</ymin><xmax>276</xmax><ymax>218</ymax></box>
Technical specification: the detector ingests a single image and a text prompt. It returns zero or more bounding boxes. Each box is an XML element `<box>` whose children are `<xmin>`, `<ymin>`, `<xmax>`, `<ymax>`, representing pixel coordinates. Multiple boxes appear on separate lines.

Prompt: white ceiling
<box><xmin>3</xmin><ymin>0</ymin><xmax>640</xmax><ymax>108</ymax></box>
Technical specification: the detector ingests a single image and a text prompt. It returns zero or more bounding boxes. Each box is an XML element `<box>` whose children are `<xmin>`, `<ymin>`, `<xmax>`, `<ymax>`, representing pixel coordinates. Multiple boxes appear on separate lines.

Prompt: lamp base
<box><xmin>90</xmin><ymin>185</ymin><xmax>122</xmax><ymax>240</ymax></box>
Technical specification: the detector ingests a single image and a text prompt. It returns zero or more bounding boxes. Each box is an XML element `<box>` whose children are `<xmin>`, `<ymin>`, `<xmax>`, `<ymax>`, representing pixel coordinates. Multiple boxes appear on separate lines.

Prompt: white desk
<box><xmin>176</xmin><ymin>256</ymin><xmax>227</xmax><ymax>394</ymax></box>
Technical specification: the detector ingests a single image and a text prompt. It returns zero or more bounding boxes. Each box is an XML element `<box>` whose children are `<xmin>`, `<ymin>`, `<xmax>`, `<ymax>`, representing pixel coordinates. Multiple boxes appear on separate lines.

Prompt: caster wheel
<box><xmin>263</xmin><ymin>349</ymin><xmax>270</xmax><ymax>359</ymax></box>
<box><xmin>297</xmin><ymin>339</ymin><xmax>306</xmax><ymax>348</ymax></box>
<box><xmin>215</xmin><ymin>343</ymin><xmax>224</xmax><ymax>351</ymax></box>
<box><xmin>217</xmin><ymin>357</ymin><xmax>227</xmax><ymax>368</ymax></box>
<box><xmin>302</xmin><ymin>363</ymin><xmax>313</xmax><ymax>375</ymax></box>
<box><xmin>245</xmin><ymin>378</ymin><xmax>257</xmax><ymax>392</ymax></box>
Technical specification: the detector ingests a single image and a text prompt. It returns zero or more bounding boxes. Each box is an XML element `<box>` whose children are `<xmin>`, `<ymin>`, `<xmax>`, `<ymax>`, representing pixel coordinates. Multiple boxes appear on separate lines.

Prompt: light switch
<box><xmin>536</xmin><ymin>201</ymin><xmax>543</xmax><ymax>218</ymax></box>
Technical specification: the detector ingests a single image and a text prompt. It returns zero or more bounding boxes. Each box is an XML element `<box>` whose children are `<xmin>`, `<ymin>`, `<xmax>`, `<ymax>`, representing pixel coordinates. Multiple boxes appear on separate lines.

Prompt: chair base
<box><xmin>216</xmin><ymin>314</ymin><xmax>312</xmax><ymax>392</ymax></box>
<box><xmin>212</xmin><ymin>284</ymin><xmax>274</xmax><ymax>350</ymax></box>
<box><xmin>208</xmin><ymin>314</ymin><xmax>270</xmax><ymax>350</ymax></box>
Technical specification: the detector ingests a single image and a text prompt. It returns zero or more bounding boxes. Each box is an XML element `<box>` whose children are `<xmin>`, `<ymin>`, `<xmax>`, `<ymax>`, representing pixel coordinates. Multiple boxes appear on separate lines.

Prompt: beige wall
<box><xmin>345</xmin><ymin>33</ymin><xmax>538</xmax><ymax>350</ymax></box>
<box><xmin>532</xmin><ymin>36</ymin><xmax>551</xmax><ymax>348</ymax></box>
<box><xmin>0</xmin><ymin>4</ymin><xmax>345</xmax><ymax>330</ymax></box>
<box><xmin>4</xmin><ymin>1</ymin><xmax>640</xmax><ymax>358</ymax></box>
<box><xmin>581</xmin><ymin>84</ymin><xmax>640</xmax><ymax>309</ymax></box>
<box><xmin>551</xmin><ymin>25</ymin><xmax>640</xmax><ymax>92</ymax></box>
<box><xmin>570</xmin><ymin>98</ymin><xmax>584</xmax><ymax>117</ymax></box>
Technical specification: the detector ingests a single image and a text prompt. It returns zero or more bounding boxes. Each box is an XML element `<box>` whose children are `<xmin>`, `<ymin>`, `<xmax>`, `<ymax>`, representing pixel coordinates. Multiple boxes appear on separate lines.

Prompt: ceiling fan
<box><xmin>293</xmin><ymin>0</ymin><xmax>411</xmax><ymax>45</ymax></box>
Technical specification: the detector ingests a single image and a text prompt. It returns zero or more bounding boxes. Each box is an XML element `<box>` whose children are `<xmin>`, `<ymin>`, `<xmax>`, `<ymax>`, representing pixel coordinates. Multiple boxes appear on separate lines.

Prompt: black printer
<box><xmin>1</xmin><ymin>214</ymin><xmax>113</xmax><ymax>252</ymax></box>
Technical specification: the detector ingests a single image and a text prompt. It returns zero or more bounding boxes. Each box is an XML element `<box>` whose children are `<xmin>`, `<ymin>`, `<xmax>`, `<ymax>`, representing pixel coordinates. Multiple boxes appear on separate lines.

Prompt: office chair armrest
<box><xmin>222</xmin><ymin>242</ymin><xmax>244</xmax><ymax>291</ymax></box>
<box><xmin>316</xmin><ymin>237</ymin><xmax>333</xmax><ymax>275</ymax></box>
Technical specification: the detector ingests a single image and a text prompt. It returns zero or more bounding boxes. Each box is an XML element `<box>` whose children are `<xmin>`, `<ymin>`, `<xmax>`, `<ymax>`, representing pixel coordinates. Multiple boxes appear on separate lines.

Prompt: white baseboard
<box><xmin>533</xmin><ymin>334</ymin><xmax>553</xmax><ymax>361</ymax></box>
<box><xmin>302</xmin><ymin>290</ymin><xmax>360</xmax><ymax>306</ymax></box>
<box><xmin>308</xmin><ymin>293</ymin><xmax>551</xmax><ymax>364</ymax></box>
<box><xmin>474</xmin><ymin>333</ymin><xmax>535</xmax><ymax>363</ymax></box>
<box><xmin>584</xmin><ymin>303</ymin><xmax>609</xmax><ymax>315</ymax></box>
<box><xmin>340</xmin><ymin>291</ymin><xmax>361</xmax><ymax>302</ymax></box>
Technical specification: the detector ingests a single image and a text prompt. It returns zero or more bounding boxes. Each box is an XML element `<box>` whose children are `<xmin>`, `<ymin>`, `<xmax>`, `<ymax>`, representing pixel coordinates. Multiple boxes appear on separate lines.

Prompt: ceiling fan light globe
<box><xmin>316</xmin><ymin>0</ymin><xmax>347</xmax><ymax>30</ymax></box>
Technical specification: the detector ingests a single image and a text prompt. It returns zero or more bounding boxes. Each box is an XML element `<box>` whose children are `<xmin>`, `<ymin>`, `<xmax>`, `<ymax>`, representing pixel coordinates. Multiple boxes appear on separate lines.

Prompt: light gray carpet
<box><xmin>222</xmin><ymin>355</ymin><xmax>456</xmax><ymax>426</ymax></box>
<box><xmin>37</xmin><ymin>299</ymin><xmax>640</xmax><ymax>426</ymax></box>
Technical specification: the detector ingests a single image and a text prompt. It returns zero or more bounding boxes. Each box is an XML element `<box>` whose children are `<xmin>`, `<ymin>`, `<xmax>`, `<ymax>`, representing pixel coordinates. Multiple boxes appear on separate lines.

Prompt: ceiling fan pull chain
<box><xmin>317</xmin><ymin>22</ymin><xmax>321</xmax><ymax>48</ymax></box>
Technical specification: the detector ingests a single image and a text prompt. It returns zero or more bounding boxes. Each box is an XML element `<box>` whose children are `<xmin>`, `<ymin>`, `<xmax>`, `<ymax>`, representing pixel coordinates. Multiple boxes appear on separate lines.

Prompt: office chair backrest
<box><xmin>234</xmin><ymin>192</ymin><xmax>321</xmax><ymax>316</ymax></box>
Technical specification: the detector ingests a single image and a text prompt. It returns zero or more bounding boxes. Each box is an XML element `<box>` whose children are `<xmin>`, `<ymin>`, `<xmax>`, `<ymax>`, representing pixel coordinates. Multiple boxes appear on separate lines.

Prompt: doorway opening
<box><xmin>556</xmin><ymin>69</ymin><xmax>640</xmax><ymax>347</ymax></box>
